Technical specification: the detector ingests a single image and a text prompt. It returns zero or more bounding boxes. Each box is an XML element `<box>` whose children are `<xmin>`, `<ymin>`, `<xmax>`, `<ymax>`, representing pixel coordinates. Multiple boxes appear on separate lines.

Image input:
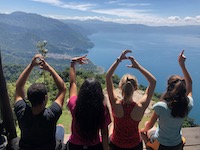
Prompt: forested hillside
<box><xmin>0</xmin><ymin>11</ymin><xmax>94</xmax><ymax>65</ymax></box>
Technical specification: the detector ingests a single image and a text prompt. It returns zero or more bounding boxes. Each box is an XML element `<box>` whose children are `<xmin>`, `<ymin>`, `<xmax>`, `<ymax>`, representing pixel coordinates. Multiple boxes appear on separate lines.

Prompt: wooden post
<box><xmin>0</xmin><ymin>51</ymin><xmax>17</xmax><ymax>146</ymax></box>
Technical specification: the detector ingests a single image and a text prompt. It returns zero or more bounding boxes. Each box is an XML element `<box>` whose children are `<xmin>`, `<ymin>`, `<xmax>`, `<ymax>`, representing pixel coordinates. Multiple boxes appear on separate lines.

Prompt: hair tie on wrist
<box><xmin>117</xmin><ymin>57</ymin><xmax>121</xmax><ymax>63</ymax></box>
<box><xmin>71</xmin><ymin>60</ymin><xmax>76</xmax><ymax>63</ymax></box>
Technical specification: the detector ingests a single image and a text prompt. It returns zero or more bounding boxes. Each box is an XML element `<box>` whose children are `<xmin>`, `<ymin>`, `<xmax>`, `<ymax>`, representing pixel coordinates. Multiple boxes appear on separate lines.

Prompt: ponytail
<box><xmin>122</xmin><ymin>80</ymin><xmax>134</xmax><ymax>100</ymax></box>
<box><xmin>163</xmin><ymin>75</ymin><xmax>189</xmax><ymax>118</ymax></box>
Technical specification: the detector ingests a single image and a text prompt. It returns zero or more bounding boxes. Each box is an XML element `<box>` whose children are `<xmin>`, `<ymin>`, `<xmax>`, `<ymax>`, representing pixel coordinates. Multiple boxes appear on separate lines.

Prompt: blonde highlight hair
<box><xmin>119</xmin><ymin>74</ymin><xmax>138</xmax><ymax>99</ymax></box>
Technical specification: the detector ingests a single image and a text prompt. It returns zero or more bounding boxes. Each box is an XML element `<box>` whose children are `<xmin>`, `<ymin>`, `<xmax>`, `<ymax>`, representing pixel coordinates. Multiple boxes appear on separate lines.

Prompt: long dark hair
<box><xmin>74</xmin><ymin>78</ymin><xmax>105</xmax><ymax>141</ymax></box>
<box><xmin>162</xmin><ymin>75</ymin><xmax>189</xmax><ymax>118</ymax></box>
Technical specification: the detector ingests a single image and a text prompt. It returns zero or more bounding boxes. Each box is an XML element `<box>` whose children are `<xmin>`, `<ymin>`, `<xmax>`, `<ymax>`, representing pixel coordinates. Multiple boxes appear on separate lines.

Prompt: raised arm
<box><xmin>178</xmin><ymin>50</ymin><xmax>192</xmax><ymax>97</ymax></box>
<box><xmin>127</xmin><ymin>56</ymin><xmax>156</xmax><ymax>109</ymax></box>
<box><xmin>15</xmin><ymin>54</ymin><xmax>42</xmax><ymax>102</ymax></box>
<box><xmin>106</xmin><ymin>50</ymin><xmax>131</xmax><ymax>106</ymax></box>
<box><xmin>40</xmin><ymin>59</ymin><xmax>66</xmax><ymax>108</ymax></box>
<box><xmin>69</xmin><ymin>55</ymin><xmax>88</xmax><ymax>99</ymax></box>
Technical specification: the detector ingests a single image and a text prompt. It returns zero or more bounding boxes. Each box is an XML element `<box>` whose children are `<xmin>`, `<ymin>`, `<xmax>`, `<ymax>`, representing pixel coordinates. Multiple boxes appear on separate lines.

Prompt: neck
<box><xmin>123</xmin><ymin>97</ymin><xmax>133</xmax><ymax>104</ymax></box>
<box><xmin>31</xmin><ymin>105</ymin><xmax>45</xmax><ymax>115</ymax></box>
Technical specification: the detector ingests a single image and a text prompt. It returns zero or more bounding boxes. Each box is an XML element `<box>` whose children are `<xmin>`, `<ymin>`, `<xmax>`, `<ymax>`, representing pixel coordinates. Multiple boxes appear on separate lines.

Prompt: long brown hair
<box><xmin>162</xmin><ymin>75</ymin><xmax>189</xmax><ymax>118</ymax></box>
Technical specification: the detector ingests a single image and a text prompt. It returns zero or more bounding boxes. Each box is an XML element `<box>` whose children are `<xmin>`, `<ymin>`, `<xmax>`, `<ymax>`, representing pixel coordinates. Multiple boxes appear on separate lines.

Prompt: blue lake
<box><xmin>87</xmin><ymin>32</ymin><xmax>200</xmax><ymax>124</ymax></box>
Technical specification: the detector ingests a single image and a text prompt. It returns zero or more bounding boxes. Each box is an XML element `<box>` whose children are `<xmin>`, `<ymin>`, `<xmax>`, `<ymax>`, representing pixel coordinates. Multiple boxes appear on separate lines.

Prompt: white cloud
<box><xmin>31</xmin><ymin>0</ymin><xmax>200</xmax><ymax>26</ymax></box>
<box><xmin>184</xmin><ymin>16</ymin><xmax>196</xmax><ymax>22</ymax></box>
<box><xmin>49</xmin><ymin>14</ymin><xmax>200</xmax><ymax>26</ymax></box>
<box><xmin>91</xmin><ymin>8</ymin><xmax>151</xmax><ymax>18</ymax></box>
<box><xmin>196</xmin><ymin>16</ymin><xmax>200</xmax><ymax>22</ymax></box>
<box><xmin>31</xmin><ymin>0</ymin><xmax>62</xmax><ymax>5</ymax></box>
<box><xmin>49</xmin><ymin>15</ymin><xmax>106</xmax><ymax>21</ymax></box>
<box><xmin>118</xmin><ymin>3</ymin><xmax>151</xmax><ymax>7</ymax></box>
<box><xmin>167</xmin><ymin>16</ymin><xmax>181</xmax><ymax>21</ymax></box>
<box><xmin>165</xmin><ymin>16</ymin><xmax>200</xmax><ymax>26</ymax></box>
<box><xmin>196</xmin><ymin>16</ymin><xmax>200</xmax><ymax>19</ymax></box>
<box><xmin>106</xmin><ymin>1</ymin><xmax>151</xmax><ymax>6</ymax></box>
<box><xmin>61</xmin><ymin>3</ymin><xmax>95</xmax><ymax>11</ymax></box>
<box><xmin>0</xmin><ymin>11</ymin><xmax>10</xmax><ymax>14</ymax></box>
<box><xmin>31</xmin><ymin>0</ymin><xmax>95</xmax><ymax>11</ymax></box>
<box><xmin>107</xmin><ymin>0</ymin><xmax>121</xmax><ymax>4</ymax></box>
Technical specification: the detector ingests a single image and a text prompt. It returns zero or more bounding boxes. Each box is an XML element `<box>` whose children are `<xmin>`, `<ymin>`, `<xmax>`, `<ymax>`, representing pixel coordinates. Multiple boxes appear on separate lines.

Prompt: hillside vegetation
<box><xmin>0</xmin><ymin>11</ymin><xmax>94</xmax><ymax>65</ymax></box>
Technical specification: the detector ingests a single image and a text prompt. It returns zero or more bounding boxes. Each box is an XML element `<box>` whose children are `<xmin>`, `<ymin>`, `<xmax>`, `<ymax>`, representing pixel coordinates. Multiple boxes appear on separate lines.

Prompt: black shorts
<box><xmin>109</xmin><ymin>141</ymin><xmax>143</xmax><ymax>150</ymax></box>
<box><xmin>65</xmin><ymin>141</ymin><xmax>103</xmax><ymax>150</ymax></box>
<box><xmin>159</xmin><ymin>141</ymin><xmax>184</xmax><ymax>150</ymax></box>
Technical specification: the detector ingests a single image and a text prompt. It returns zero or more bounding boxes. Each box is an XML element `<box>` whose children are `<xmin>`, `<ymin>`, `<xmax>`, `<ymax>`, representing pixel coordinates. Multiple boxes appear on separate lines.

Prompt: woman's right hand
<box><xmin>178</xmin><ymin>50</ymin><xmax>186</xmax><ymax>67</ymax></box>
<box><xmin>118</xmin><ymin>49</ymin><xmax>132</xmax><ymax>61</ymax></box>
<box><xmin>71</xmin><ymin>55</ymin><xmax>88</xmax><ymax>65</ymax></box>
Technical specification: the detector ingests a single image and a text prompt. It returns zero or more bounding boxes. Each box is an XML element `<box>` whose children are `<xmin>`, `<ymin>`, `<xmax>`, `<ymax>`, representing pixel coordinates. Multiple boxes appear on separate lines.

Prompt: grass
<box><xmin>57</xmin><ymin>108</ymin><xmax>72</xmax><ymax>134</ymax></box>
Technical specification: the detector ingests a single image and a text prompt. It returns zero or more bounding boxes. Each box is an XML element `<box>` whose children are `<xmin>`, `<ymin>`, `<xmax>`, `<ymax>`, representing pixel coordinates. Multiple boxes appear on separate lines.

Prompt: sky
<box><xmin>1</xmin><ymin>0</ymin><xmax>200</xmax><ymax>26</ymax></box>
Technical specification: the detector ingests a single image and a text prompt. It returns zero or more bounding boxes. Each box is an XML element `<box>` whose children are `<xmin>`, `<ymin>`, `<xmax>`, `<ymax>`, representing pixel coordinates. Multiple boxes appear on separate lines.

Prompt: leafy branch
<box><xmin>37</xmin><ymin>40</ymin><xmax>48</xmax><ymax>58</ymax></box>
<box><xmin>36</xmin><ymin>40</ymin><xmax>48</xmax><ymax>83</ymax></box>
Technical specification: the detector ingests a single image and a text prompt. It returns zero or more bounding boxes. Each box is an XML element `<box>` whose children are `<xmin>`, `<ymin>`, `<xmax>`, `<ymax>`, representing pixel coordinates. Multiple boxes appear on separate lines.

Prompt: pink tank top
<box><xmin>110</xmin><ymin>101</ymin><xmax>141</xmax><ymax>148</ymax></box>
<box><xmin>67</xmin><ymin>96</ymin><xmax>111</xmax><ymax>145</ymax></box>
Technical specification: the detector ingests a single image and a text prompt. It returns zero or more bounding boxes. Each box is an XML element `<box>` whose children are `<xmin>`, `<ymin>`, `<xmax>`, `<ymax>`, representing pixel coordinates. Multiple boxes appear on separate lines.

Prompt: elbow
<box><xmin>60</xmin><ymin>82</ymin><xmax>67</xmax><ymax>93</ymax></box>
<box><xmin>106</xmin><ymin>73</ymin><xmax>112</xmax><ymax>83</ymax></box>
<box><xmin>150</xmin><ymin>77</ymin><xmax>157</xmax><ymax>88</ymax></box>
<box><xmin>63</xmin><ymin>83</ymin><xmax>67</xmax><ymax>91</ymax></box>
<box><xmin>189</xmin><ymin>78</ymin><xmax>193</xmax><ymax>85</ymax></box>
<box><xmin>105</xmin><ymin>71</ymin><xmax>112</xmax><ymax>79</ymax></box>
<box><xmin>153</xmin><ymin>78</ymin><xmax>157</xmax><ymax>86</ymax></box>
<box><xmin>105</xmin><ymin>73</ymin><xmax>109</xmax><ymax>80</ymax></box>
<box><xmin>16</xmin><ymin>83</ymin><xmax>24</xmax><ymax>90</ymax></box>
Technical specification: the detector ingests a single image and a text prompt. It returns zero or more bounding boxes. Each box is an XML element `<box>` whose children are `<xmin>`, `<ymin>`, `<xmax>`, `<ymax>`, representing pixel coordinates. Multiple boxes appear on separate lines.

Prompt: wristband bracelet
<box><xmin>70</xmin><ymin>60</ymin><xmax>76</xmax><ymax>64</ymax></box>
<box><xmin>116</xmin><ymin>57</ymin><xmax>121</xmax><ymax>63</ymax></box>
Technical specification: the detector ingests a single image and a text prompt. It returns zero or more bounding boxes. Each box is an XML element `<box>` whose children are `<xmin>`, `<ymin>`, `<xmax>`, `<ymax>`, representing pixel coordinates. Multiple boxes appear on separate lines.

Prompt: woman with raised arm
<box><xmin>65</xmin><ymin>55</ymin><xmax>111</xmax><ymax>150</ymax></box>
<box><xmin>106</xmin><ymin>50</ymin><xmax>156</xmax><ymax>150</ymax></box>
<box><xmin>141</xmin><ymin>50</ymin><xmax>193</xmax><ymax>150</ymax></box>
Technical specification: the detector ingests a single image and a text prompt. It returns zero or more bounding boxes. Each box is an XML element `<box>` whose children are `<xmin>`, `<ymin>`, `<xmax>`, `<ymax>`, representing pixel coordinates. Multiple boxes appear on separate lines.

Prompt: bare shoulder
<box><xmin>115</xmin><ymin>99</ymin><xmax>122</xmax><ymax>104</ymax></box>
<box><xmin>111</xmin><ymin>99</ymin><xmax>124</xmax><ymax>118</ymax></box>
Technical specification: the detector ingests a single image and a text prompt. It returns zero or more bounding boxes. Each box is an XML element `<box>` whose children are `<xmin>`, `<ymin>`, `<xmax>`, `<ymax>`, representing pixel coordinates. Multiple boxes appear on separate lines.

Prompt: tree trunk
<box><xmin>0</xmin><ymin>51</ymin><xmax>17</xmax><ymax>146</ymax></box>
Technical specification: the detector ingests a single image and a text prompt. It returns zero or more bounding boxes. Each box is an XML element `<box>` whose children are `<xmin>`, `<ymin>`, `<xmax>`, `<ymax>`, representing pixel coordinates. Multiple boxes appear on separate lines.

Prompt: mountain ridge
<box><xmin>1</xmin><ymin>11</ymin><xmax>200</xmax><ymax>71</ymax></box>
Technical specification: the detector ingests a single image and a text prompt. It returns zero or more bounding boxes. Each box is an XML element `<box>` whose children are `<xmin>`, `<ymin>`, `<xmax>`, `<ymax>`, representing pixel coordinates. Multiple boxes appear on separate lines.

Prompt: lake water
<box><xmin>87</xmin><ymin>32</ymin><xmax>200</xmax><ymax>124</ymax></box>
